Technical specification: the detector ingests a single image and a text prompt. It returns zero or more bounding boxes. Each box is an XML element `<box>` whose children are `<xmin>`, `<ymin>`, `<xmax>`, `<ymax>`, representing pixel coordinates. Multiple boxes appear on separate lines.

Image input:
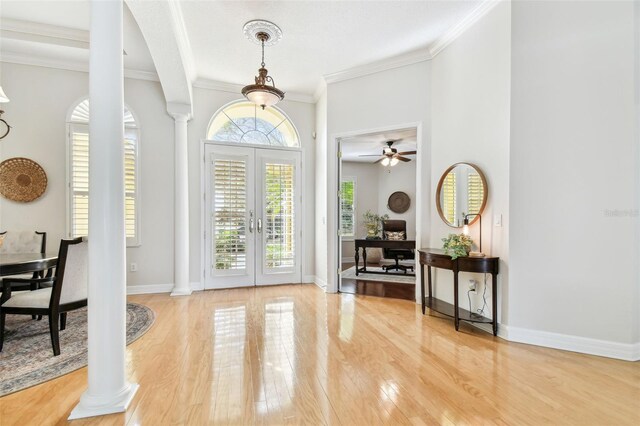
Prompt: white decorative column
<box><xmin>169</xmin><ymin>105</ymin><xmax>192</xmax><ymax>296</ymax></box>
<box><xmin>69</xmin><ymin>0</ymin><xmax>138</xmax><ymax>419</ymax></box>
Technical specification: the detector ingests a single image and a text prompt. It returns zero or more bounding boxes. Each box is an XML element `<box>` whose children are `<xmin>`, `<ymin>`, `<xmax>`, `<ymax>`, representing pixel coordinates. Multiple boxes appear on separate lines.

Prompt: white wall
<box><xmin>314</xmin><ymin>89</ymin><xmax>328</xmax><ymax>286</ymax></box>
<box><xmin>318</xmin><ymin>60</ymin><xmax>430</xmax><ymax>292</ymax></box>
<box><xmin>377</xmin><ymin>160</ymin><xmax>417</xmax><ymax>239</ymax></box>
<box><xmin>509</xmin><ymin>0</ymin><xmax>639</xmax><ymax>348</ymax></box>
<box><xmin>189</xmin><ymin>87</ymin><xmax>316</xmax><ymax>286</ymax></box>
<box><xmin>0</xmin><ymin>62</ymin><xmax>175</xmax><ymax>288</ymax></box>
<box><xmin>429</xmin><ymin>1</ymin><xmax>511</xmax><ymax>321</ymax></box>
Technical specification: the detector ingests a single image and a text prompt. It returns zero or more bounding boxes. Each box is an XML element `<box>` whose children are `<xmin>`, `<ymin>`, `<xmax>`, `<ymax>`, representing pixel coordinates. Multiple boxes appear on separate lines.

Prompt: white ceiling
<box><xmin>341</xmin><ymin>128</ymin><xmax>417</xmax><ymax>163</ymax></box>
<box><xmin>181</xmin><ymin>0</ymin><xmax>482</xmax><ymax>94</ymax></box>
<box><xmin>0</xmin><ymin>1</ymin><xmax>157</xmax><ymax>74</ymax></box>
<box><xmin>0</xmin><ymin>0</ymin><xmax>484</xmax><ymax>96</ymax></box>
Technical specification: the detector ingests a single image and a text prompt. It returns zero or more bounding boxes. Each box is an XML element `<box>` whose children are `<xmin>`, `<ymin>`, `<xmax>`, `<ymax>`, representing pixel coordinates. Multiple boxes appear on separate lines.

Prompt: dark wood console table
<box><xmin>418</xmin><ymin>248</ymin><xmax>499</xmax><ymax>335</ymax></box>
<box><xmin>354</xmin><ymin>239</ymin><xmax>416</xmax><ymax>276</ymax></box>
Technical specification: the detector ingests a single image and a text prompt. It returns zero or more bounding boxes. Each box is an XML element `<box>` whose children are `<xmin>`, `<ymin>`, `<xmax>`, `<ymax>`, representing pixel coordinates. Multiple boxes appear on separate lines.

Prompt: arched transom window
<box><xmin>67</xmin><ymin>99</ymin><xmax>140</xmax><ymax>246</ymax></box>
<box><xmin>207</xmin><ymin>101</ymin><xmax>300</xmax><ymax>147</ymax></box>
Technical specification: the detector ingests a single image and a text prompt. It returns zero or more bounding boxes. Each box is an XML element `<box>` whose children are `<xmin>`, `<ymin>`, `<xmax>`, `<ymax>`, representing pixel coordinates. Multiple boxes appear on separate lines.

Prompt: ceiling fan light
<box><xmin>381</xmin><ymin>157</ymin><xmax>391</xmax><ymax>166</ymax></box>
<box><xmin>390</xmin><ymin>157</ymin><xmax>399</xmax><ymax>166</ymax></box>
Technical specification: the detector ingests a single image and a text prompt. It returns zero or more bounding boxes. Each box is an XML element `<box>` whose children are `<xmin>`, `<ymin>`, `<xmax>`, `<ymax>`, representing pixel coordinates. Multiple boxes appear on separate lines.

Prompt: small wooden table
<box><xmin>354</xmin><ymin>239</ymin><xmax>416</xmax><ymax>276</ymax></box>
<box><xmin>0</xmin><ymin>253</ymin><xmax>58</xmax><ymax>277</ymax></box>
<box><xmin>418</xmin><ymin>248</ymin><xmax>499</xmax><ymax>335</ymax></box>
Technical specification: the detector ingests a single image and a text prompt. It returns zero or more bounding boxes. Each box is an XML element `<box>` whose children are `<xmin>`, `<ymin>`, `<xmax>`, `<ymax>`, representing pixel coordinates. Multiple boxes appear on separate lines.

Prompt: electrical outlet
<box><xmin>468</xmin><ymin>279</ymin><xmax>477</xmax><ymax>292</ymax></box>
<box><xmin>130</xmin><ymin>263</ymin><xmax>138</xmax><ymax>272</ymax></box>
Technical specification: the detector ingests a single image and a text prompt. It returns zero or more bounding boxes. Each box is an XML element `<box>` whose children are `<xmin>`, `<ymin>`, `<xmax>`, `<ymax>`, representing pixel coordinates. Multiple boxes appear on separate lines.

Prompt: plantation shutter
<box><xmin>124</xmin><ymin>129</ymin><xmax>137</xmax><ymax>239</ymax></box>
<box><xmin>443</xmin><ymin>172</ymin><xmax>456</xmax><ymax>225</ymax></box>
<box><xmin>70</xmin><ymin>124</ymin><xmax>90</xmax><ymax>238</ymax></box>
<box><xmin>264</xmin><ymin>162</ymin><xmax>295</xmax><ymax>269</ymax></box>
<box><xmin>467</xmin><ymin>172</ymin><xmax>483</xmax><ymax>215</ymax></box>
<box><xmin>69</xmin><ymin>124</ymin><xmax>138</xmax><ymax>244</ymax></box>
<box><xmin>340</xmin><ymin>179</ymin><xmax>355</xmax><ymax>237</ymax></box>
<box><xmin>213</xmin><ymin>159</ymin><xmax>248</xmax><ymax>270</ymax></box>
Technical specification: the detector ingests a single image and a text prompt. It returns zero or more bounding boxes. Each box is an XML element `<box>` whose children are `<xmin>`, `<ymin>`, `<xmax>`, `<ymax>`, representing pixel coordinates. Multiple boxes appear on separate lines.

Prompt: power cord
<box><xmin>476</xmin><ymin>273</ymin><xmax>489</xmax><ymax>317</ymax></box>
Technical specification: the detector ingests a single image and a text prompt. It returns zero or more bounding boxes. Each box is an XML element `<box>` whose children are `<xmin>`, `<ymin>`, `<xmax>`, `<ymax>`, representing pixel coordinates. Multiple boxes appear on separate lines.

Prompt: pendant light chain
<box><xmin>261</xmin><ymin>39</ymin><xmax>266</xmax><ymax>68</ymax></box>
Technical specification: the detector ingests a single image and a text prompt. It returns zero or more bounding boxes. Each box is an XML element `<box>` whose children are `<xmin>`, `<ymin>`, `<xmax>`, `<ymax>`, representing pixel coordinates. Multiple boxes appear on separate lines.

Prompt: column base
<box><xmin>68</xmin><ymin>383</ymin><xmax>139</xmax><ymax>420</ymax></box>
<box><xmin>170</xmin><ymin>288</ymin><xmax>192</xmax><ymax>296</ymax></box>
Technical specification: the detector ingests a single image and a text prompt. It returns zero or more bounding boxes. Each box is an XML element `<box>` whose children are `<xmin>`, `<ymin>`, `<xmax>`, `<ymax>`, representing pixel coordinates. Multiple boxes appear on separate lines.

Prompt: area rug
<box><xmin>0</xmin><ymin>303</ymin><xmax>155</xmax><ymax>397</ymax></box>
<box><xmin>342</xmin><ymin>266</ymin><xmax>415</xmax><ymax>284</ymax></box>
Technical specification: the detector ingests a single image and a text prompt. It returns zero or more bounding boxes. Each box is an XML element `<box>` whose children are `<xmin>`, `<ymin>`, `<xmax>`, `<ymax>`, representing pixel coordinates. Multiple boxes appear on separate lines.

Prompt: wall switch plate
<box><xmin>130</xmin><ymin>263</ymin><xmax>138</xmax><ymax>272</ymax></box>
<box><xmin>494</xmin><ymin>214</ymin><xmax>503</xmax><ymax>227</ymax></box>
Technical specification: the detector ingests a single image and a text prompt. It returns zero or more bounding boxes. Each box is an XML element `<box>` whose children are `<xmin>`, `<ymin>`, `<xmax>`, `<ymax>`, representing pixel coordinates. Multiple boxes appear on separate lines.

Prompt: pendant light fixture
<box><xmin>241</xmin><ymin>20</ymin><xmax>285</xmax><ymax>110</ymax></box>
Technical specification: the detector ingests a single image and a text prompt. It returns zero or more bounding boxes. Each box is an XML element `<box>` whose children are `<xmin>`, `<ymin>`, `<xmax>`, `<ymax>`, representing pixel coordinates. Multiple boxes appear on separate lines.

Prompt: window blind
<box><xmin>340</xmin><ymin>179</ymin><xmax>355</xmax><ymax>237</ymax></box>
<box><xmin>213</xmin><ymin>159</ymin><xmax>247</xmax><ymax>270</ymax></box>
<box><xmin>443</xmin><ymin>172</ymin><xmax>456</xmax><ymax>225</ymax></box>
<box><xmin>69</xmin><ymin>124</ymin><xmax>138</xmax><ymax>243</ymax></box>
<box><xmin>264</xmin><ymin>163</ymin><xmax>295</xmax><ymax>269</ymax></box>
<box><xmin>467</xmin><ymin>172</ymin><xmax>483</xmax><ymax>215</ymax></box>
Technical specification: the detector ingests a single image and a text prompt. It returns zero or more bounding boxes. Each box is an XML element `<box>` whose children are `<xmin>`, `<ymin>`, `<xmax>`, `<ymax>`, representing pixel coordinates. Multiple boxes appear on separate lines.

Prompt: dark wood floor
<box><xmin>340</xmin><ymin>262</ymin><xmax>415</xmax><ymax>301</ymax></box>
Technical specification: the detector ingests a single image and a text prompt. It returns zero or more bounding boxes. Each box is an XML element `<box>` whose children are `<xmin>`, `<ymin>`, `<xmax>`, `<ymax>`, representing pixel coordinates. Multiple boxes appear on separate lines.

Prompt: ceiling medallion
<box><xmin>241</xmin><ymin>20</ymin><xmax>285</xmax><ymax>110</ymax></box>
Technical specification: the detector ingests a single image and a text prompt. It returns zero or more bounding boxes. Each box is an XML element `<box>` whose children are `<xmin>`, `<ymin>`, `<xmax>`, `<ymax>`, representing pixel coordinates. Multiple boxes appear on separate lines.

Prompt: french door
<box><xmin>204</xmin><ymin>144</ymin><xmax>301</xmax><ymax>289</ymax></box>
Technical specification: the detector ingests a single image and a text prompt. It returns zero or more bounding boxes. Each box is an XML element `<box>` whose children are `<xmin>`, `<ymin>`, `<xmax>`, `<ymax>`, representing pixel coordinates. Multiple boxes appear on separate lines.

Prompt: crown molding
<box><xmin>193</xmin><ymin>78</ymin><xmax>315</xmax><ymax>104</ymax></box>
<box><xmin>1</xmin><ymin>18</ymin><xmax>89</xmax><ymax>50</ymax></box>
<box><xmin>313</xmin><ymin>80</ymin><xmax>327</xmax><ymax>103</ymax></box>
<box><xmin>1</xmin><ymin>51</ymin><xmax>160</xmax><ymax>82</ymax></box>
<box><xmin>428</xmin><ymin>0</ymin><xmax>502</xmax><ymax>58</ymax></box>
<box><xmin>323</xmin><ymin>47</ymin><xmax>432</xmax><ymax>85</ymax></box>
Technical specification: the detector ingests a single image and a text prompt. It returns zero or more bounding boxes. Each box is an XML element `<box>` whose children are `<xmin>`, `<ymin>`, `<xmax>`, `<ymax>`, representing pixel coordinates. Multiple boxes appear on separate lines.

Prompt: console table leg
<box><xmin>362</xmin><ymin>248</ymin><xmax>367</xmax><ymax>272</ymax></box>
<box><xmin>492</xmin><ymin>273</ymin><xmax>498</xmax><ymax>336</ymax></box>
<box><xmin>454</xmin><ymin>272</ymin><xmax>460</xmax><ymax>331</ymax></box>
<box><xmin>420</xmin><ymin>264</ymin><xmax>425</xmax><ymax>314</ymax></box>
<box><xmin>354</xmin><ymin>247</ymin><xmax>359</xmax><ymax>276</ymax></box>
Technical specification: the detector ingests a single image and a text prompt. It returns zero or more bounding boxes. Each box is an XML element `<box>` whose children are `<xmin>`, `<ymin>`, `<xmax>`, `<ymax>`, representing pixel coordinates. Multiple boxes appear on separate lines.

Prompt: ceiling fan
<box><xmin>359</xmin><ymin>140</ymin><xmax>417</xmax><ymax>166</ymax></box>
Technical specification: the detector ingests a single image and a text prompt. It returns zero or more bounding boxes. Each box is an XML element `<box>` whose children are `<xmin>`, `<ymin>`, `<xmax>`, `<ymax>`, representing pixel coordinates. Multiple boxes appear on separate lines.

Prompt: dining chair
<box><xmin>0</xmin><ymin>237</ymin><xmax>87</xmax><ymax>356</ymax></box>
<box><xmin>0</xmin><ymin>231</ymin><xmax>49</xmax><ymax>293</ymax></box>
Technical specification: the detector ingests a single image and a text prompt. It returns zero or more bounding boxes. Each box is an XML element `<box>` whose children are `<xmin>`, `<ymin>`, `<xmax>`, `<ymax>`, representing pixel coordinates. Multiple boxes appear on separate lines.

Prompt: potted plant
<box><xmin>362</xmin><ymin>210</ymin><xmax>389</xmax><ymax>239</ymax></box>
<box><xmin>442</xmin><ymin>233</ymin><xmax>473</xmax><ymax>260</ymax></box>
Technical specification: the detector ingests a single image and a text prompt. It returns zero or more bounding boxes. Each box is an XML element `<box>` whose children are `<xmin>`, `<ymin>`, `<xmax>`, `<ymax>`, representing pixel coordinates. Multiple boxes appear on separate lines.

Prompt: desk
<box><xmin>354</xmin><ymin>239</ymin><xmax>415</xmax><ymax>276</ymax></box>
<box><xmin>418</xmin><ymin>248</ymin><xmax>499</xmax><ymax>335</ymax></box>
<box><xmin>0</xmin><ymin>253</ymin><xmax>58</xmax><ymax>277</ymax></box>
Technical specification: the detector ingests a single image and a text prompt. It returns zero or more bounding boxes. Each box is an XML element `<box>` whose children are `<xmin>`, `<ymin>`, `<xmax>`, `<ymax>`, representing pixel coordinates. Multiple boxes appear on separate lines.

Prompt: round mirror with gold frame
<box><xmin>436</xmin><ymin>162</ymin><xmax>488</xmax><ymax>228</ymax></box>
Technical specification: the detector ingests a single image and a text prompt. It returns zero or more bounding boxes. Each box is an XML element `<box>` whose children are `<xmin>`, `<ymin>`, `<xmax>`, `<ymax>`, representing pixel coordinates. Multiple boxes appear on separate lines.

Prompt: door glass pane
<box><xmin>213</xmin><ymin>159</ymin><xmax>247</xmax><ymax>270</ymax></box>
<box><xmin>264</xmin><ymin>163</ymin><xmax>295</xmax><ymax>269</ymax></box>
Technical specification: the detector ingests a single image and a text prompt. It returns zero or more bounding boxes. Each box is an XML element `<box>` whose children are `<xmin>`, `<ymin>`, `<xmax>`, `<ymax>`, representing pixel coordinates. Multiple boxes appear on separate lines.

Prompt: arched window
<box><xmin>207</xmin><ymin>101</ymin><xmax>300</xmax><ymax>148</ymax></box>
<box><xmin>67</xmin><ymin>99</ymin><xmax>140</xmax><ymax>246</ymax></box>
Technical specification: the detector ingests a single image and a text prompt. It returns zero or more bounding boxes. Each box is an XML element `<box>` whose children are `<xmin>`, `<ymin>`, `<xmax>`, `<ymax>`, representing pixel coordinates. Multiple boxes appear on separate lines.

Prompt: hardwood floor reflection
<box><xmin>1</xmin><ymin>284</ymin><xmax>639</xmax><ymax>425</ymax></box>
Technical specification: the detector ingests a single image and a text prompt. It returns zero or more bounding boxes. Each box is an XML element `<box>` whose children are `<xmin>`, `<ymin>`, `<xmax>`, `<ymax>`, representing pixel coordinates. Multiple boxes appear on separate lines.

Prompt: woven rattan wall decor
<box><xmin>0</xmin><ymin>157</ymin><xmax>48</xmax><ymax>202</ymax></box>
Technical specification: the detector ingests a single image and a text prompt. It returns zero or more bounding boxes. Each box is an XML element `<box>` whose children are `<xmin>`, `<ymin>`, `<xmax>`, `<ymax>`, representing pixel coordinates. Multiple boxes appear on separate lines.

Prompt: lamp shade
<box><xmin>243</xmin><ymin>87</ymin><xmax>283</xmax><ymax>109</ymax></box>
<box><xmin>381</xmin><ymin>157</ymin><xmax>391</xmax><ymax>166</ymax></box>
<box><xmin>390</xmin><ymin>157</ymin><xmax>399</xmax><ymax>166</ymax></box>
<box><xmin>0</xmin><ymin>86</ymin><xmax>10</xmax><ymax>103</ymax></box>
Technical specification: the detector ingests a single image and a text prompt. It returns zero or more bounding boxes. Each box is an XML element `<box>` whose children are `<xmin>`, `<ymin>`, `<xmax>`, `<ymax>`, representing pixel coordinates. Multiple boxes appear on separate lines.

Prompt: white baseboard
<box><xmin>501</xmin><ymin>324</ymin><xmax>640</xmax><ymax>361</ymax></box>
<box><xmin>127</xmin><ymin>283</ymin><xmax>173</xmax><ymax>295</ymax></box>
<box><xmin>313</xmin><ymin>276</ymin><xmax>327</xmax><ymax>290</ymax></box>
<box><xmin>127</xmin><ymin>281</ymin><xmax>203</xmax><ymax>295</ymax></box>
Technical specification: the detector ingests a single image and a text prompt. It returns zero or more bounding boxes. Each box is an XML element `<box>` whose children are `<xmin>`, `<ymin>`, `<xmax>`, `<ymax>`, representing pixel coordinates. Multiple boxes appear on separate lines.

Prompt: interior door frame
<box><xmin>331</xmin><ymin>122</ymin><xmax>426</xmax><ymax>302</ymax></box>
<box><xmin>200</xmin><ymin>140</ymin><xmax>304</xmax><ymax>290</ymax></box>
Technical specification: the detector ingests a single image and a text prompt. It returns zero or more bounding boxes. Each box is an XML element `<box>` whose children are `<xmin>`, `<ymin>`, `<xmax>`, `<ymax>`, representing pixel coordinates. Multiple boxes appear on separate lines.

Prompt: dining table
<box><xmin>0</xmin><ymin>253</ymin><xmax>58</xmax><ymax>277</ymax></box>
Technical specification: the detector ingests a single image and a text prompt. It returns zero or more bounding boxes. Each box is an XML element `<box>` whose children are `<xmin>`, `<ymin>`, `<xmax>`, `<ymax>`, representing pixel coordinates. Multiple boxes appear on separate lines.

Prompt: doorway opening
<box><xmin>338</xmin><ymin>127</ymin><xmax>418</xmax><ymax>300</ymax></box>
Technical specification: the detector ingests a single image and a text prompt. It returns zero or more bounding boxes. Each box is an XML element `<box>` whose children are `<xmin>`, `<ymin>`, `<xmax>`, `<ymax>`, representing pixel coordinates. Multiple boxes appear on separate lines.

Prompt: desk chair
<box><xmin>381</xmin><ymin>220</ymin><xmax>414</xmax><ymax>274</ymax></box>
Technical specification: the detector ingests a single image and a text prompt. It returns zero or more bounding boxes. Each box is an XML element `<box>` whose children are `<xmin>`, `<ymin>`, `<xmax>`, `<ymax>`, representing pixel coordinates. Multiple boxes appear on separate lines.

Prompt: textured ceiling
<box><xmin>0</xmin><ymin>0</ymin><xmax>483</xmax><ymax>96</ymax></box>
<box><xmin>182</xmin><ymin>0</ymin><xmax>482</xmax><ymax>94</ymax></box>
<box><xmin>341</xmin><ymin>128</ymin><xmax>417</xmax><ymax>163</ymax></box>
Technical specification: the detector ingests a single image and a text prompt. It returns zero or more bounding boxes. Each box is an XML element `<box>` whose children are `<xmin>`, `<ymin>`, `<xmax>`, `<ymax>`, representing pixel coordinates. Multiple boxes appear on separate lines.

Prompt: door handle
<box><xmin>257</xmin><ymin>218</ymin><xmax>262</xmax><ymax>233</ymax></box>
<box><xmin>249</xmin><ymin>210</ymin><xmax>254</xmax><ymax>233</ymax></box>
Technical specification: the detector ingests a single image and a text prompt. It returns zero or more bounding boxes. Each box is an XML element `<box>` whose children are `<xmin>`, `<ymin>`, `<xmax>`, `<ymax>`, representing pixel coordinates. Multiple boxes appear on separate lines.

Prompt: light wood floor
<box><xmin>1</xmin><ymin>284</ymin><xmax>638</xmax><ymax>425</ymax></box>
